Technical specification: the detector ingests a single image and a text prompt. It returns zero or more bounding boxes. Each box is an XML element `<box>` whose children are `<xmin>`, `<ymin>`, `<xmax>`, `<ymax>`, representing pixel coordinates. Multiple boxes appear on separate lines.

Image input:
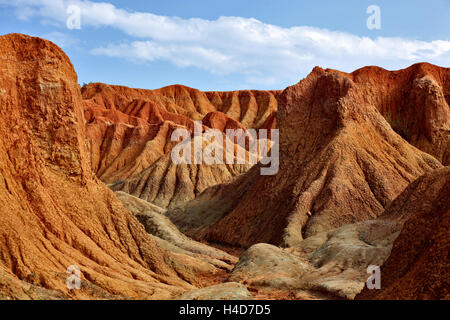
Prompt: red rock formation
<box><xmin>83</xmin><ymin>83</ymin><xmax>280</xmax><ymax>125</ymax></box>
<box><xmin>1</xmin><ymin>32</ymin><xmax>447</xmax><ymax>301</ymax></box>
<box><xmin>110</xmin><ymin>134</ymin><xmax>254</xmax><ymax>209</ymax></box>
<box><xmin>202</xmin><ymin>111</ymin><xmax>248</xmax><ymax>132</ymax></box>
<box><xmin>84</xmin><ymin>104</ymin><xmax>195</xmax><ymax>184</ymax></box>
<box><xmin>357</xmin><ymin>167</ymin><xmax>449</xmax><ymax>300</ymax></box>
<box><xmin>0</xmin><ymin>33</ymin><xmax>199</xmax><ymax>299</ymax></box>
<box><xmin>329</xmin><ymin>63</ymin><xmax>450</xmax><ymax>165</ymax></box>
<box><xmin>204</xmin><ymin>90</ymin><xmax>280</xmax><ymax>129</ymax></box>
<box><xmin>168</xmin><ymin>65</ymin><xmax>444</xmax><ymax>248</ymax></box>
<box><xmin>260</xmin><ymin>111</ymin><xmax>277</xmax><ymax>130</ymax></box>
<box><xmin>84</xmin><ymin>84</ymin><xmax>274</xmax><ymax>209</ymax></box>
<box><xmin>82</xmin><ymin>83</ymin><xmax>280</xmax><ymax>184</ymax></box>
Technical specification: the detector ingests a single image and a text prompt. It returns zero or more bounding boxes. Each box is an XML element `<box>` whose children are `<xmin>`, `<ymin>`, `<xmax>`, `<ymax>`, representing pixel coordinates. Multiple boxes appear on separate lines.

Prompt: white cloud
<box><xmin>42</xmin><ymin>31</ymin><xmax>79</xmax><ymax>48</ymax></box>
<box><xmin>3</xmin><ymin>0</ymin><xmax>450</xmax><ymax>87</ymax></box>
<box><xmin>92</xmin><ymin>41</ymin><xmax>234</xmax><ymax>74</ymax></box>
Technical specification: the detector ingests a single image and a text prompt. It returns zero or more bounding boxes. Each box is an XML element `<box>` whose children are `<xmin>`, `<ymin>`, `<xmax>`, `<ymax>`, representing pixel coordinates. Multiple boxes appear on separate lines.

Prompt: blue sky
<box><xmin>1</xmin><ymin>0</ymin><xmax>449</xmax><ymax>91</ymax></box>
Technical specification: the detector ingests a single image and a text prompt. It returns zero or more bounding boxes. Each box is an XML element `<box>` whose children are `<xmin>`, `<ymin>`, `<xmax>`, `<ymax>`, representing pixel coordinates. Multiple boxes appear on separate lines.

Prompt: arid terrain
<box><xmin>0</xmin><ymin>33</ymin><xmax>448</xmax><ymax>300</ymax></box>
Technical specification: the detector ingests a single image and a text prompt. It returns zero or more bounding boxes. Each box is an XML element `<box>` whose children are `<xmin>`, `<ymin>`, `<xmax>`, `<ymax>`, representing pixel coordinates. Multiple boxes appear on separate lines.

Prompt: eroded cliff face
<box><xmin>168</xmin><ymin>65</ymin><xmax>445</xmax><ymax>248</ymax></box>
<box><xmin>330</xmin><ymin>64</ymin><xmax>450</xmax><ymax>165</ymax></box>
<box><xmin>220</xmin><ymin>167</ymin><xmax>448</xmax><ymax>300</ymax></box>
<box><xmin>82</xmin><ymin>82</ymin><xmax>280</xmax><ymax>184</ymax></box>
<box><xmin>357</xmin><ymin>167</ymin><xmax>450</xmax><ymax>300</ymax></box>
<box><xmin>82</xmin><ymin>63</ymin><xmax>449</xmax><ymax>226</ymax></box>
<box><xmin>0</xmin><ymin>33</ymin><xmax>202</xmax><ymax>300</ymax></box>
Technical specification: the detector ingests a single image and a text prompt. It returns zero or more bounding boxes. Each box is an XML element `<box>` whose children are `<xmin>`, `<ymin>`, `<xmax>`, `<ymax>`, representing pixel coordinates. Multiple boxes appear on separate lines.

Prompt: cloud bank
<box><xmin>3</xmin><ymin>0</ymin><xmax>450</xmax><ymax>87</ymax></box>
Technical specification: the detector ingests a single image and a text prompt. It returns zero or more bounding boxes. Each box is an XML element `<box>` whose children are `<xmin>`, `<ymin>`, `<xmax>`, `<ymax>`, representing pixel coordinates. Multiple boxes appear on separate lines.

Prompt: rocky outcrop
<box><xmin>227</xmin><ymin>220</ymin><xmax>401</xmax><ymax>300</ymax></box>
<box><xmin>229</xmin><ymin>244</ymin><xmax>312</xmax><ymax>290</ymax></box>
<box><xmin>168</xmin><ymin>65</ymin><xmax>443</xmax><ymax>248</ymax></box>
<box><xmin>228</xmin><ymin>167</ymin><xmax>448</xmax><ymax>300</ymax></box>
<box><xmin>114</xmin><ymin>191</ymin><xmax>237</xmax><ymax>271</ymax></box>
<box><xmin>337</xmin><ymin>64</ymin><xmax>450</xmax><ymax>165</ymax></box>
<box><xmin>0</xmin><ymin>33</ymin><xmax>202</xmax><ymax>299</ymax></box>
<box><xmin>292</xmin><ymin>219</ymin><xmax>401</xmax><ymax>299</ymax></box>
<box><xmin>175</xmin><ymin>282</ymin><xmax>253</xmax><ymax>300</ymax></box>
<box><xmin>357</xmin><ymin>167</ymin><xmax>450</xmax><ymax>300</ymax></box>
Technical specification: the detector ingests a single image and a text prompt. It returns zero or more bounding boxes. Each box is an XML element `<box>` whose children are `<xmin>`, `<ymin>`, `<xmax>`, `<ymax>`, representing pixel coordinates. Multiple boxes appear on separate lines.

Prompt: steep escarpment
<box><xmin>0</xmin><ymin>33</ymin><xmax>201</xmax><ymax>299</ymax></box>
<box><xmin>168</xmin><ymin>65</ymin><xmax>444</xmax><ymax>248</ymax></box>
<box><xmin>332</xmin><ymin>63</ymin><xmax>450</xmax><ymax>165</ymax></box>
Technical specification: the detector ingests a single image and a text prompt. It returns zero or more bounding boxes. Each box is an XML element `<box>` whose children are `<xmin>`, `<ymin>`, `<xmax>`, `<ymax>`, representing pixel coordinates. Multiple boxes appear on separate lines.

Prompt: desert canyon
<box><xmin>0</xmin><ymin>33</ymin><xmax>448</xmax><ymax>300</ymax></box>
